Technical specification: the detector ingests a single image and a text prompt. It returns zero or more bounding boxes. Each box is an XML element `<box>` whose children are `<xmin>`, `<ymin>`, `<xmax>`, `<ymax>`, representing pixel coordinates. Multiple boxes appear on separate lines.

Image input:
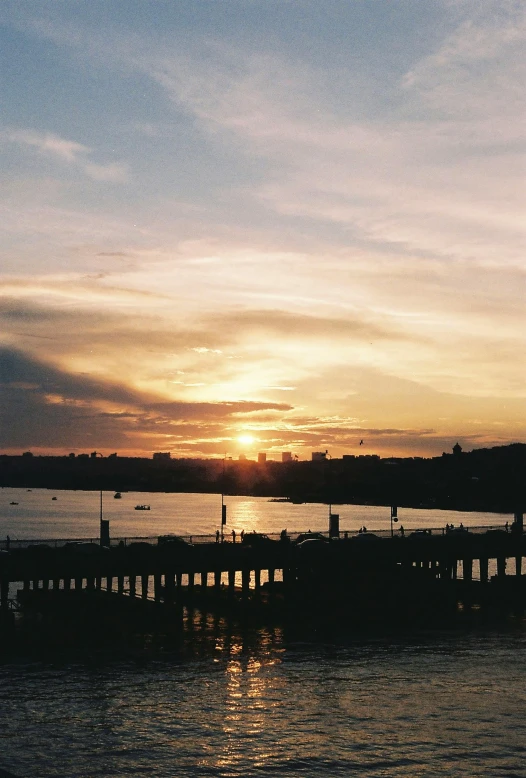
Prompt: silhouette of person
<box><xmin>400</xmin><ymin>525</ymin><xmax>405</xmax><ymax>537</ymax></box>
<box><xmin>5</xmin><ymin>535</ymin><xmax>10</xmax><ymax>551</ymax></box>
<box><xmin>216</xmin><ymin>530</ymin><xmax>220</xmax><ymax>543</ymax></box>
<box><xmin>505</xmin><ymin>521</ymin><xmax>509</xmax><ymax>532</ymax></box>
<box><xmin>232</xmin><ymin>529</ymin><xmax>236</xmax><ymax>543</ymax></box>
<box><xmin>240</xmin><ymin>530</ymin><xmax>244</xmax><ymax>541</ymax></box>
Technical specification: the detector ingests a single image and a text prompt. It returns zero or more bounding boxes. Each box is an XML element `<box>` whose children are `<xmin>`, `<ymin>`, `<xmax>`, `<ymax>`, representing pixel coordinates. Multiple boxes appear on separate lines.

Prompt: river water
<box><xmin>0</xmin><ymin>489</ymin><xmax>524</xmax><ymax>778</ymax></box>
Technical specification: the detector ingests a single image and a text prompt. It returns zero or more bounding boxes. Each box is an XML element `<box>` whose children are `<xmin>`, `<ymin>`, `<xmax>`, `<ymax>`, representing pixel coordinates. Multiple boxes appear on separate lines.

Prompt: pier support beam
<box><xmin>480</xmin><ymin>558</ymin><xmax>489</xmax><ymax>584</ymax></box>
<box><xmin>242</xmin><ymin>569</ymin><xmax>250</xmax><ymax>598</ymax></box>
<box><xmin>63</xmin><ymin>578</ymin><xmax>71</xmax><ymax>591</ymax></box>
<box><xmin>254</xmin><ymin>569</ymin><xmax>261</xmax><ymax>593</ymax></box>
<box><xmin>188</xmin><ymin>572</ymin><xmax>195</xmax><ymax>594</ymax></box>
<box><xmin>141</xmin><ymin>574</ymin><xmax>149</xmax><ymax>599</ymax></box>
<box><xmin>117</xmin><ymin>576</ymin><xmax>125</xmax><ymax>595</ymax></box>
<box><xmin>516</xmin><ymin>556</ymin><xmax>522</xmax><ymax>577</ymax></box>
<box><xmin>154</xmin><ymin>573</ymin><xmax>162</xmax><ymax>602</ymax></box>
<box><xmin>75</xmin><ymin>577</ymin><xmax>83</xmax><ymax>591</ymax></box>
<box><xmin>0</xmin><ymin>579</ymin><xmax>9</xmax><ymax>609</ymax></box>
<box><xmin>497</xmin><ymin>557</ymin><xmax>507</xmax><ymax>577</ymax></box>
<box><xmin>129</xmin><ymin>575</ymin><xmax>136</xmax><ymax>597</ymax></box>
<box><xmin>106</xmin><ymin>575</ymin><xmax>113</xmax><ymax>593</ymax></box>
<box><xmin>200</xmin><ymin>571</ymin><xmax>208</xmax><ymax>591</ymax></box>
<box><xmin>214</xmin><ymin>570</ymin><xmax>221</xmax><ymax>593</ymax></box>
<box><xmin>228</xmin><ymin>570</ymin><xmax>236</xmax><ymax>594</ymax></box>
<box><xmin>463</xmin><ymin>558</ymin><xmax>473</xmax><ymax>583</ymax></box>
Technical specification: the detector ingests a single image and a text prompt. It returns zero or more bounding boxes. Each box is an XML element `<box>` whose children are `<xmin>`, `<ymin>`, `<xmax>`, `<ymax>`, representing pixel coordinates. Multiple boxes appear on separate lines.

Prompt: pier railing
<box><xmin>0</xmin><ymin>524</ymin><xmax>512</xmax><ymax>551</ymax></box>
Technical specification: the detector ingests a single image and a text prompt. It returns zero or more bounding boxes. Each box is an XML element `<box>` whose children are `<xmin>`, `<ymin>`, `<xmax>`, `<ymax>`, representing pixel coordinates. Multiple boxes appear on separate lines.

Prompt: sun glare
<box><xmin>237</xmin><ymin>434</ymin><xmax>256</xmax><ymax>446</ymax></box>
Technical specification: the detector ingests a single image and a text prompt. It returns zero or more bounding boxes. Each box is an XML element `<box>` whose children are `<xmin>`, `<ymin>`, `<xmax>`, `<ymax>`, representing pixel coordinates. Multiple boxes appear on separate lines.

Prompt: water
<box><xmin>0</xmin><ymin>489</ymin><xmax>522</xmax><ymax>778</ymax></box>
<box><xmin>0</xmin><ymin>487</ymin><xmax>510</xmax><ymax>541</ymax></box>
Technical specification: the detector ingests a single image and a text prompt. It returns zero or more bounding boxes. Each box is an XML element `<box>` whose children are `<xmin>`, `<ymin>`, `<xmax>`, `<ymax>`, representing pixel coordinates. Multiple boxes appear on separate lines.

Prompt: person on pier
<box><xmin>232</xmin><ymin>529</ymin><xmax>236</xmax><ymax>543</ymax></box>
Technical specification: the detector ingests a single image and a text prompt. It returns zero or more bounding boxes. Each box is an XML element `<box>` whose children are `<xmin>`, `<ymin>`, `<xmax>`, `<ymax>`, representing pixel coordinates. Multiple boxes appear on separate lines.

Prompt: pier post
<box><xmin>129</xmin><ymin>575</ymin><xmax>136</xmax><ymax>597</ymax></box>
<box><xmin>75</xmin><ymin>577</ymin><xmax>83</xmax><ymax>591</ymax></box>
<box><xmin>242</xmin><ymin>569</ymin><xmax>250</xmax><ymax>598</ymax></box>
<box><xmin>106</xmin><ymin>575</ymin><xmax>113</xmax><ymax>593</ymax></box>
<box><xmin>228</xmin><ymin>569</ymin><xmax>236</xmax><ymax>594</ymax></box>
<box><xmin>141</xmin><ymin>574</ymin><xmax>149</xmax><ymax>599</ymax></box>
<box><xmin>515</xmin><ymin>556</ymin><xmax>522</xmax><ymax>577</ymax></box>
<box><xmin>95</xmin><ymin>576</ymin><xmax>102</xmax><ymax>590</ymax></box>
<box><xmin>254</xmin><ymin>569</ymin><xmax>261</xmax><ymax>591</ymax></box>
<box><xmin>463</xmin><ymin>558</ymin><xmax>473</xmax><ymax>583</ymax></box>
<box><xmin>268</xmin><ymin>568</ymin><xmax>275</xmax><ymax>591</ymax></box>
<box><xmin>154</xmin><ymin>573</ymin><xmax>162</xmax><ymax>602</ymax></box>
<box><xmin>86</xmin><ymin>577</ymin><xmax>95</xmax><ymax>590</ymax></box>
<box><xmin>63</xmin><ymin>578</ymin><xmax>71</xmax><ymax>591</ymax></box>
<box><xmin>117</xmin><ymin>575</ymin><xmax>125</xmax><ymax>595</ymax></box>
<box><xmin>200</xmin><ymin>571</ymin><xmax>208</xmax><ymax>591</ymax></box>
<box><xmin>42</xmin><ymin>578</ymin><xmax>49</xmax><ymax>591</ymax></box>
<box><xmin>214</xmin><ymin>570</ymin><xmax>221</xmax><ymax>593</ymax></box>
<box><xmin>188</xmin><ymin>572</ymin><xmax>195</xmax><ymax>594</ymax></box>
<box><xmin>452</xmin><ymin>560</ymin><xmax>458</xmax><ymax>580</ymax></box>
<box><xmin>53</xmin><ymin>578</ymin><xmax>60</xmax><ymax>590</ymax></box>
<box><xmin>497</xmin><ymin>557</ymin><xmax>507</xmax><ymax>577</ymax></box>
<box><xmin>0</xmin><ymin>579</ymin><xmax>9</xmax><ymax>609</ymax></box>
<box><xmin>480</xmin><ymin>558</ymin><xmax>489</xmax><ymax>583</ymax></box>
<box><xmin>164</xmin><ymin>572</ymin><xmax>175</xmax><ymax>602</ymax></box>
<box><xmin>176</xmin><ymin>572</ymin><xmax>182</xmax><ymax>590</ymax></box>
<box><xmin>23</xmin><ymin>579</ymin><xmax>30</xmax><ymax>592</ymax></box>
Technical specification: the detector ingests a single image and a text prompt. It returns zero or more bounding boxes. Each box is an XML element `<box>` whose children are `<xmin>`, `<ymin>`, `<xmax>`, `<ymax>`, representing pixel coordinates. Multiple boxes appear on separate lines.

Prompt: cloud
<box><xmin>2</xmin><ymin>127</ymin><xmax>128</xmax><ymax>182</ymax></box>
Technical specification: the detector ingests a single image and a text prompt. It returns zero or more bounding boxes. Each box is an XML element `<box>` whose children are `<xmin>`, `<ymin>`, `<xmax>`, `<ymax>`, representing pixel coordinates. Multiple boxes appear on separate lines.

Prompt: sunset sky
<box><xmin>1</xmin><ymin>0</ymin><xmax>525</xmax><ymax>460</ymax></box>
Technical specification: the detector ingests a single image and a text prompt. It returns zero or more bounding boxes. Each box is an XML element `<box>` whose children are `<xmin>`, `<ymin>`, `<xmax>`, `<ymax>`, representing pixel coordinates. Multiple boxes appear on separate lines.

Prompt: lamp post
<box><xmin>390</xmin><ymin>505</ymin><xmax>398</xmax><ymax>537</ymax></box>
<box><xmin>221</xmin><ymin>453</ymin><xmax>227</xmax><ymax>542</ymax></box>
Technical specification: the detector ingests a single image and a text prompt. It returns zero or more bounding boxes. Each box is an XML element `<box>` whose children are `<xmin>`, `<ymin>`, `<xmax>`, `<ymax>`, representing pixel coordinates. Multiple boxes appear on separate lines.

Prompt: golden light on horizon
<box><xmin>237</xmin><ymin>434</ymin><xmax>257</xmax><ymax>446</ymax></box>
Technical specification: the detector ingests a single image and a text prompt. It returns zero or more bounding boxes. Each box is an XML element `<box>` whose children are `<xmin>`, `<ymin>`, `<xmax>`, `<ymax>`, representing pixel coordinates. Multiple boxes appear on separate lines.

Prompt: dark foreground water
<box><xmin>1</xmin><ymin>614</ymin><xmax>526</xmax><ymax>778</ymax></box>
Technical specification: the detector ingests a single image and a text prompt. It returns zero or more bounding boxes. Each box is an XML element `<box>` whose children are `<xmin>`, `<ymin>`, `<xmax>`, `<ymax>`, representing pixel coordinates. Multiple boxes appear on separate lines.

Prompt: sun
<box><xmin>237</xmin><ymin>434</ymin><xmax>256</xmax><ymax>446</ymax></box>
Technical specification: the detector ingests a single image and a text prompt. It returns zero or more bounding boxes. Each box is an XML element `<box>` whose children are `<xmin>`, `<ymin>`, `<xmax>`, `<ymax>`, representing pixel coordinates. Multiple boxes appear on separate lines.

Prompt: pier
<box><xmin>1</xmin><ymin>521</ymin><xmax>525</xmax><ymax>633</ymax></box>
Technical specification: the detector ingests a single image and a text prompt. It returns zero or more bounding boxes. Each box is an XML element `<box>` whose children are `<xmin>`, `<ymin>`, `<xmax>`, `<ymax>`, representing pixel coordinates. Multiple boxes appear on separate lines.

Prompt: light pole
<box><xmin>390</xmin><ymin>505</ymin><xmax>398</xmax><ymax>537</ymax></box>
<box><xmin>221</xmin><ymin>453</ymin><xmax>227</xmax><ymax>542</ymax></box>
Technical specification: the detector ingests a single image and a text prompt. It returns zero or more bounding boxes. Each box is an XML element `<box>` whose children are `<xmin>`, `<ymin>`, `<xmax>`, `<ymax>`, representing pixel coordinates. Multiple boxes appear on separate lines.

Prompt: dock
<box><xmin>1</xmin><ymin>522</ymin><xmax>525</xmax><ymax>633</ymax></box>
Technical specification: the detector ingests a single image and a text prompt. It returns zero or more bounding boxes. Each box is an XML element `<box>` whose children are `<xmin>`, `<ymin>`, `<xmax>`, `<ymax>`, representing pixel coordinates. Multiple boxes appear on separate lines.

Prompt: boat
<box><xmin>52</xmin><ymin>496</ymin><xmax>57</xmax><ymax>500</ymax></box>
<box><xmin>134</xmin><ymin>504</ymin><xmax>150</xmax><ymax>511</ymax></box>
<box><xmin>114</xmin><ymin>492</ymin><xmax>122</xmax><ymax>499</ymax></box>
<box><xmin>9</xmin><ymin>501</ymin><xmax>18</xmax><ymax>505</ymax></box>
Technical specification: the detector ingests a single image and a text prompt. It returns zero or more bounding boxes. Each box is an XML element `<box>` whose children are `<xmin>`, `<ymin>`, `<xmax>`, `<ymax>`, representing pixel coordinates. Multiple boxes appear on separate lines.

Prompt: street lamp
<box><xmin>390</xmin><ymin>505</ymin><xmax>398</xmax><ymax>537</ymax></box>
<box><xmin>221</xmin><ymin>453</ymin><xmax>227</xmax><ymax>542</ymax></box>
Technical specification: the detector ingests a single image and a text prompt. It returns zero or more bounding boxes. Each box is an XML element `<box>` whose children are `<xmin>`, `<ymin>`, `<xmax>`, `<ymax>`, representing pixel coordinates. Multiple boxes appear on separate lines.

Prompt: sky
<box><xmin>0</xmin><ymin>0</ymin><xmax>525</xmax><ymax>461</ymax></box>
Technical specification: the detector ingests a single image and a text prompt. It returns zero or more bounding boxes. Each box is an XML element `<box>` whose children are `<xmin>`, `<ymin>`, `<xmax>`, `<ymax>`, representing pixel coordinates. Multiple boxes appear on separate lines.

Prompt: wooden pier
<box><xmin>1</xmin><ymin>523</ymin><xmax>525</xmax><ymax>631</ymax></box>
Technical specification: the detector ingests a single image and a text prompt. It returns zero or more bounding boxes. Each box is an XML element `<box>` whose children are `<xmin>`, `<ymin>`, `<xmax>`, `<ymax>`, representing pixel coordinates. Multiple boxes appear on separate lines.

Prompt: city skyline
<box><xmin>1</xmin><ymin>1</ymin><xmax>525</xmax><ymax>460</ymax></box>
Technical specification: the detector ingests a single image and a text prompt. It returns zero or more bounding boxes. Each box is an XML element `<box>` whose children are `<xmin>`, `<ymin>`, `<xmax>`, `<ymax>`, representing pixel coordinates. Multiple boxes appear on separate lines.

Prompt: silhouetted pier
<box><xmin>1</xmin><ymin>522</ymin><xmax>525</xmax><ymax>632</ymax></box>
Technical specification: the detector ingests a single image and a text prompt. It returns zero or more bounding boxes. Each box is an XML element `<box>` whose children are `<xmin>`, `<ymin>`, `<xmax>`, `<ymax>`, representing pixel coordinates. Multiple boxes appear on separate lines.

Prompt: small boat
<box><xmin>10</xmin><ymin>501</ymin><xmax>18</xmax><ymax>505</ymax></box>
<box><xmin>114</xmin><ymin>492</ymin><xmax>122</xmax><ymax>499</ymax></box>
<box><xmin>52</xmin><ymin>496</ymin><xmax>57</xmax><ymax>500</ymax></box>
<box><xmin>134</xmin><ymin>504</ymin><xmax>151</xmax><ymax>511</ymax></box>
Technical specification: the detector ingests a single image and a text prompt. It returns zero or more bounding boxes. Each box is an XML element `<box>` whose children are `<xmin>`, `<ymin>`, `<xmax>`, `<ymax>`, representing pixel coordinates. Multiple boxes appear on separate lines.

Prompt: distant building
<box><xmin>453</xmin><ymin>442</ymin><xmax>463</xmax><ymax>456</ymax></box>
<box><xmin>312</xmin><ymin>451</ymin><xmax>328</xmax><ymax>461</ymax></box>
<box><xmin>22</xmin><ymin>451</ymin><xmax>33</xmax><ymax>458</ymax></box>
<box><xmin>153</xmin><ymin>452</ymin><xmax>171</xmax><ymax>461</ymax></box>
<box><xmin>258</xmin><ymin>452</ymin><xmax>267</xmax><ymax>464</ymax></box>
<box><xmin>282</xmin><ymin>452</ymin><xmax>292</xmax><ymax>463</ymax></box>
